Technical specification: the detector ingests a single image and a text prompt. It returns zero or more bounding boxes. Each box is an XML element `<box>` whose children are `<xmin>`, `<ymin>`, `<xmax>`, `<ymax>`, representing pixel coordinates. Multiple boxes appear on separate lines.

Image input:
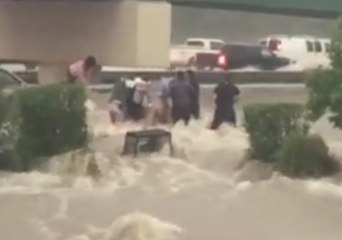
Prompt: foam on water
<box><xmin>104</xmin><ymin>212</ymin><xmax>182</xmax><ymax>240</ymax></box>
<box><xmin>1</xmin><ymin>98</ymin><xmax>342</xmax><ymax>240</ymax></box>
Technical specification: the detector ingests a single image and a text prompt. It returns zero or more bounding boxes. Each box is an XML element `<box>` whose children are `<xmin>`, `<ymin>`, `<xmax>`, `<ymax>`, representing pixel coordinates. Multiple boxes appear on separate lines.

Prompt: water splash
<box><xmin>104</xmin><ymin>212</ymin><xmax>182</xmax><ymax>240</ymax></box>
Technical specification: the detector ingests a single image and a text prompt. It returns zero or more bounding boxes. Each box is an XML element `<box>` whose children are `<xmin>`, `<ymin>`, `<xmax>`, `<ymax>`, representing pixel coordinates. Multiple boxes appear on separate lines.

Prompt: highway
<box><xmin>16</xmin><ymin>69</ymin><xmax>311</xmax><ymax>85</ymax></box>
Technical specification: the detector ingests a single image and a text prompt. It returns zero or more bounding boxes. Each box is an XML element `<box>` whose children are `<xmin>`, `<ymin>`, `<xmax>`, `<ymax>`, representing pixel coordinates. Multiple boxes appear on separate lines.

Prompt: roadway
<box><xmin>89</xmin><ymin>83</ymin><xmax>308</xmax><ymax>111</ymax></box>
<box><xmin>16</xmin><ymin>69</ymin><xmax>310</xmax><ymax>85</ymax></box>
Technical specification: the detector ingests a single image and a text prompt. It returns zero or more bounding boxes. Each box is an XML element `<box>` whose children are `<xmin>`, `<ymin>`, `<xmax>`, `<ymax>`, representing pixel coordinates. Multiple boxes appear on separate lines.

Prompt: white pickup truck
<box><xmin>169</xmin><ymin>38</ymin><xmax>225</xmax><ymax>68</ymax></box>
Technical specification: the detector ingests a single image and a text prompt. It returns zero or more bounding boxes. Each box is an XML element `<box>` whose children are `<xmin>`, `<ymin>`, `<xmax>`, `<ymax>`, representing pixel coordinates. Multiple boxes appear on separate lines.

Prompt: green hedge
<box><xmin>0</xmin><ymin>90</ymin><xmax>21</xmax><ymax>171</ymax></box>
<box><xmin>243</xmin><ymin>103</ymin><xmax>308</xmax><ymax>163</ymax></box>
<box><xmin>276</xmin><ymin>134</ymin><xmax>339</xmax><ymax>178</ymax></box>
<box><xmin>0</xmin><ymin>83</ymin><xmax>88</xmax><ymax>171</ymax></box>
<box><xmin>307</xmin><ymin>69</ymin><xmax>342</xmax><ymax>128</ymax></box>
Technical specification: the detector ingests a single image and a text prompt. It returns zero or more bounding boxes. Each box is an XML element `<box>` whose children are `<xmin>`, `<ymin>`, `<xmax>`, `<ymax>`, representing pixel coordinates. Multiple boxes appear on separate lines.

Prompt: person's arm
<box><xmin>160</xmin><ymin>83</ymin><xmax>170</xmax><ymax>99</ymax></box>
<box><xmin>186</xmin><ymin>82</ymin><xmax>196</xmax><ymax>99</ymax></box>
<box><xmin>213</xmin><ymin>84</ymin><xmax>219</xmax><ymax>102</ymax></box>
<box><xmin>109</xmin><ymin>83</ymin><xmax>116</xmax><ymax>102</ymax></box>
<box><xmin>168</xmin><ymin>81</ymin><xmax>174</xmax><ymax>98</ymax></box>
<box><xmin>233</xmin><ymin>85</ymin><xmax>240</xmax><ymax>103</ymax></box>
<box><xmin>145</xmin><ymin>83</ymin><xmax>153</xmax><ymax>107</ymax></box>
<box><xmin>194</xmin><ymin>81</ymin><xmax>200</xmax><ymax>92</ymax></box>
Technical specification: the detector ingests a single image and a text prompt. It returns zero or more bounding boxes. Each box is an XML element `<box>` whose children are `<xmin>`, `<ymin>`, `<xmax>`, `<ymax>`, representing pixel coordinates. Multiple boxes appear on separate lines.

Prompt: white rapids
<box><xmin>0</xmin><ymin>86</ymin><xmax>342</xmax><ymax>240</ymax></box>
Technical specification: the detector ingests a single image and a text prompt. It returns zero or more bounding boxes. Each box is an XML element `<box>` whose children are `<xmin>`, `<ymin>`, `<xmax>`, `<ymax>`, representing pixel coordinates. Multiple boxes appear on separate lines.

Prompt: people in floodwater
<box><xmin>68</xmin><ymin>55</ymin><xmax>100</xmax><ymax>84</ymax></box>
<box><xmin>168</xmin><ymin>71</ymin><xmax>195</xmax><ymax>125</ymax></box>
<box><xmin>108</xmin><ymin>77</ymin><xmax>129</xmax><ymax>124</ymax></box>
<box><xmin>211</xmin><ymin>76</ymin><xmax>240</xmax><ymax>130</ymax></box>
<box><xmin>186</xmin><ymin>69</ymin><xmax>200</xmax><ymax>119</ymax></box>
<box><xmin>150</xmin><ymin>76</ymin><xmax>172</xmax><ymax>125</ymax></box>
<box><xmin>125</xmin><ymin>76</ymin><xmax>151</xmax><ymax>122</ymax></box>
<box><xmin>108</xmin><ymin>75</ymin><xmax>152</xmax><ymax>124</ymax></box>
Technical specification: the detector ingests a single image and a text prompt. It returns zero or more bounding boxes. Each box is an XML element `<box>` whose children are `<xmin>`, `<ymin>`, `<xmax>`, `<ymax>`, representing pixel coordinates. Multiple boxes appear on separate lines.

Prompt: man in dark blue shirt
<box><xmin>187</xmin><ymin>70</ymin><xmax>200</xmax><ymax>119</ymax></box>
<box><xmin>211</xmin><ymin>76</ymin><xmax>240</xmax><ymax>129</ymax></box>
<box><xmin>169</xmin><ymin>71</ymin><xmax>195</xmax><ymax>125</ymax></box>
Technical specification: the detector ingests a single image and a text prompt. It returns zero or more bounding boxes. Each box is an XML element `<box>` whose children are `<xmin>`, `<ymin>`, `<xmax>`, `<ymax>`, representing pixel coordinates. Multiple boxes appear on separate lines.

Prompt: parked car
<box><xmin>195</xmin><ymin>43</ymin><xmax>290</xmax><ymax>71</ymax></box>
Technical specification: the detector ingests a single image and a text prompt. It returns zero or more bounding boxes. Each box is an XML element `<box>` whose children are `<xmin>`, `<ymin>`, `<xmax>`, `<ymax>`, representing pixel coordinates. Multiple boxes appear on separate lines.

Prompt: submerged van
<box><xmin>259</xmin><ymin>35</ymin><xmax>331</xmax><ymax>70</ymax></box>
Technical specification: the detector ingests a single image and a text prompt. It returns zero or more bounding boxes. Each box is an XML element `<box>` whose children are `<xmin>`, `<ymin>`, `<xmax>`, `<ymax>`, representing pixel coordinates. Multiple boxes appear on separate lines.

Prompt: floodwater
<box><xmin>1</xmin><ymin>84</ymin><xmax>342</xmax><ymax>240</ymax></box>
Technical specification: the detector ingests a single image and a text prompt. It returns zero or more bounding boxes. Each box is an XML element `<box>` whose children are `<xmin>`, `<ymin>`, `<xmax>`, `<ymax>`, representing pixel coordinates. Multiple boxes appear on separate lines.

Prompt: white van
<box><xmin>259</xmin><ymin>35</ymin><xmax>331</xmax><ymax>70</ymax></box>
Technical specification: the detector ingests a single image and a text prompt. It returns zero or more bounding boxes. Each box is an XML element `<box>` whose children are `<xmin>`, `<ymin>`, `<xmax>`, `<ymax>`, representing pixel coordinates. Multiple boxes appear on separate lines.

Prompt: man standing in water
<box><xmin>108</xmin><ymin>77</ymin><xmax>129</xmax><ymax>124</ymax></box>
<box><xmin>186</xmin><ymin>70</ymin><xmax>200</xmax><ymax>119</ymax></box>
<box><xmin>169</xmin><ymin>71</ymin><xmax>195</xmax><ymax>125</ymax></box>
<box><xmin>149</xmin><ymin>76</ymin><xmax>172</xmax><ymax>125</ymax></box>
<box><xmin>211</xmin><ymin>75</ymin><xmax>240</xmax><ymax>129</ymax></box>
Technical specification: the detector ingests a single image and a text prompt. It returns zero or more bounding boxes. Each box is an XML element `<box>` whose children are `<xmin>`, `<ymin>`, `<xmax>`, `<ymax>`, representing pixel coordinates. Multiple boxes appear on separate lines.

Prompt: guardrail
<box><xmin>15</xmin><ymin>70</ymin><xmax>311</xmax><ymax>85</ymax></box>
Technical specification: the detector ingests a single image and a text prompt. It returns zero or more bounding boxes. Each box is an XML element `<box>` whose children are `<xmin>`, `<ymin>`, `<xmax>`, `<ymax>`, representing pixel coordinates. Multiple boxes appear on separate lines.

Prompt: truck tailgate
<box><xmin>195</xmin><ymin>52</ymin><xmax>218</xmax><ymax>69</ymax></box>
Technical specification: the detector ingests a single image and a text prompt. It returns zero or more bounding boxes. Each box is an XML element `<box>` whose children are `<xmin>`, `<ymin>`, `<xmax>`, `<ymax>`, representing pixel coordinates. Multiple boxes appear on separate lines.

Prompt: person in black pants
<box><xmin>186</xmin><ymin>70</ymin><xmax>200</xmax><ymax>119</ymax></box>
<box><xmin>169</xmin><ymin>71</ymin><xmax>195</xmax><ymax>125</ymax></box>
<box><xmin>211</xmin><ymin>76</ymin><xmax>240</xmax><ymax>130</ymax></box>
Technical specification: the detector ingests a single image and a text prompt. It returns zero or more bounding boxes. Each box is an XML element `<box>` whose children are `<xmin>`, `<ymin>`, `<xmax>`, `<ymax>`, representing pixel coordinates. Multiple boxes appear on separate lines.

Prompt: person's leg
<box><xmin>109</xmin><ymin>102</ymin><xmax>123</xmax><ymax>124</ymax></box>
<box><xmin>163</xmin><ymin>100</ymin><xmax>172</xmax><ymax>124</ymax></box>
<box><xmin>211</xmin><ymin>107</ymin><xmax>224</xmax><ymax>130</ymax></box>
<box><xmin>130</xmin><ymin>102</ymin><xmax>141</xmax><ymax>121</ymax></box>
<box><xmin>227</xmin><ymin>107</ymin><xmax>237</xmax><ymax>126</ymax></box>
<box><xmin>171</xmin><ymin>106</ymin><xmax>181</xmax><ymax>124</ymax></box>
<box><xmin>183</xmin><ymin>106</ymin><xmax>192</xmax><ymax>125</ymax></box>
<box><xmin>174</xmin><ymin>105</ymin><xmax>191</xmax><ymax>126</ymax></box>
<box><xmin>193</xmin><ymin>100</ymin><xmax>200</xmax><ymax>119</ymax></box>
<box><xmin>156</xmin><ymin>100</ymin><xmax>168</xmax><ymax>124</ymax></box>
<box><xmin>125</xmin><ymin>100</ymin><xmax>133</xmax><ymax>120</ymax></box>
<box><xmin>109</xmin><ymin>111</ymin><xmax>116</xmax><ymax>124</ymax></box>
<box><xmin>136</xmin><ymin>103</ymin><xmax>144</xmax><ymax>120</ymax></box>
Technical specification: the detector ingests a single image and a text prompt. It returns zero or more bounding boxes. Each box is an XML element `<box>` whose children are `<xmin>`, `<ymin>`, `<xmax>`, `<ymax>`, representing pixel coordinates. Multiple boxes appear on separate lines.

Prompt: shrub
<box><xmin>0</xmin><ymin>83</ymin><xmax>88</xmax><ymax>171</ymax></box>
<box><xmin>14</xmin><ymin>83</ymin><xmax>88</xmax><ymax>170</ymax></box>
<box><xmin>0</xmin><ymin>91</ymin><xmax>6</xmax><ymax>124</ymax></box>
<box><xmin>243</xmin><ymin>103</ymin><xmax>308</xmax><ymax>163</ymax></box>
<box><xmin>0</xmin><ymin>89</ymin><xmax>22</xmax><ymax>170</ymax></box>
<box><xmin>306</xmin><ymin>69</ymin><xmax>342</xmax><ymax>128</ymax></box>
<box><xmin>276</xmin><ymin>134</ymin><xmax>339</xmax><ymax>178</ymax></box>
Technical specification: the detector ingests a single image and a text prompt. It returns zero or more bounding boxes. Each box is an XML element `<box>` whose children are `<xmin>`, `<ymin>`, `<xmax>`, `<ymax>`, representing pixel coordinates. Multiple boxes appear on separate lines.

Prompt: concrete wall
<box><xmin>0</xmin><ymin>0</ymin><xmax>171</xmax><ymax>68</ymax></box>
<box><xmin>136</xmin><ymin>1</ymin><xmax>171</xmax><ymax>67</ymax></box>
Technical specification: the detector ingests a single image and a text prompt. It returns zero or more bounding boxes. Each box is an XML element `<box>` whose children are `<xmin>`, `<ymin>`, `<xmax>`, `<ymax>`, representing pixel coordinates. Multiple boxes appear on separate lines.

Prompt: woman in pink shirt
<box><xmin>68</xmin><ymin>56</ymin><xmax>98</xmax><ymax>84</ymax></box>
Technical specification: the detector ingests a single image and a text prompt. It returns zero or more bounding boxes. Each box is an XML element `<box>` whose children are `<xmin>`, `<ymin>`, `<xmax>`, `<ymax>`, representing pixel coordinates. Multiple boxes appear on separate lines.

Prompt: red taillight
<box><xmin>269</xmin><ymin>39</ymin><xmax>281</xmax><ymax>51</ymax></box>
<box><xmin>218</xmin><ymin>54</ymin><xmax>227</xmax><ymax>66</ymax></box>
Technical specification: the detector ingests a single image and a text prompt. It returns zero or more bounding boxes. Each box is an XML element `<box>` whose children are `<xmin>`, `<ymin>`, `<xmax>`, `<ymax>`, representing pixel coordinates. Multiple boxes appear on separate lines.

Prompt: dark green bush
<box><xmin>0</xmin><ymin>83</ymin><xmax>88</xmax><ymax>171</ymax></box>
<box><xmin>0</xmin><ymin>93</ymin><xmax>5</xmax><ymax>124</ymax></box>
<box><xmin>243</xmin><ymin>103</ymin><xmax>308</xmax><ymax>163</ymax></box>
<box><xmin>276</xmin><ymin>134</ymin><xmax>339</xmax><ymax>178</ymax></box>
<box><xmin>15</xmin><ymin>83</ymin><xmax>88</xmax><ymax>170</ymax></box>
<box><xmin>0</xmin><ymin>89</ymin><xmax>21</xmax><ymax>171</ymax></box>
<box><xmin>306</xmin><ymin>69</ymin><xmax>342</xmax><ymax>128</ymax></box>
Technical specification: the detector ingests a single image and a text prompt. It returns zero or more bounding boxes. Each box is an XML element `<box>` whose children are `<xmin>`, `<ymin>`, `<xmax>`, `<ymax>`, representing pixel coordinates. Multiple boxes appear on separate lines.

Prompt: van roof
<box><xmin>319</xmin><ymin>38</ymin><xmax>331</xmax><ymax>42</ymax></box>
<box><xmin>186</xmin><ymin>38</ymin><xmax>225</xmax><ymax>42</ymax></box>
<box><xmin>228</xmin><ymin>42</ymin><xmax>261</xmax><ymax>47</ymax></box>
<box><xmin>264</xmin><ymin>34</ymin><xmax>318</xmax><ymax>40</ymax></box>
